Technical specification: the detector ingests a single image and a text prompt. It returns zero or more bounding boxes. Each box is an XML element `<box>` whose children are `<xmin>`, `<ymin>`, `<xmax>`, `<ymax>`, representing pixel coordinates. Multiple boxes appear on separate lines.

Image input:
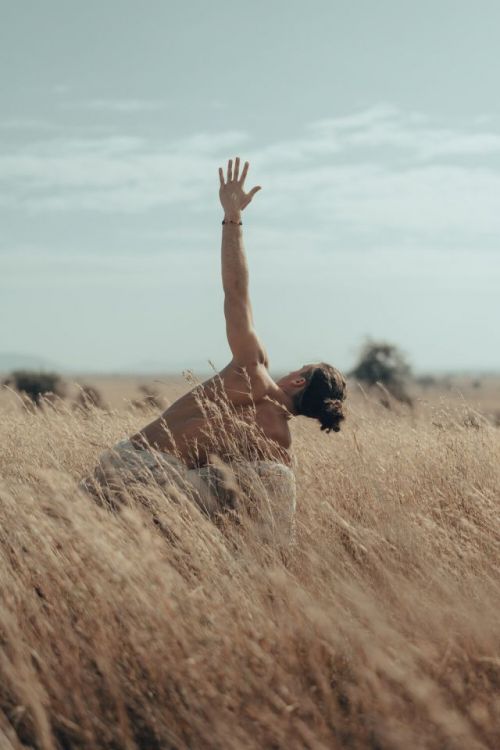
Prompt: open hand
<box><xmin>218</xmin><ymin>157</ymin><xmax>261</xmax><ymax>219</ymax></box>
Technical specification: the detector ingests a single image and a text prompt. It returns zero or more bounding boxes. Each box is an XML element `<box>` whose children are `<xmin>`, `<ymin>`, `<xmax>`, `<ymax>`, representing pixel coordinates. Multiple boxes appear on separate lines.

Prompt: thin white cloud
<box><xmin>0</xmin><ymin>130</ymin><xmax>248</xmax><ymax>212</ymax></box>
<box><xmin>2</xmin><ymin>106</ymin><xmax>500</xmax><ymax>243</ymax></box>
<box><xmin>307</xmin><ymin>107</ymin><xmax>500</xmax><ymax>160</ymax></box>
<box><xmin>309</xmin><ymin>103</ymin><xmax>402</xmax><ymax>132</ymax></box>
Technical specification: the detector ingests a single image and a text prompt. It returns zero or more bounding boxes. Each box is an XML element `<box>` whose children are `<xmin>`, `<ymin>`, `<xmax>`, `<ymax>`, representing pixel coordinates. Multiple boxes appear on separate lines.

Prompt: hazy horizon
<box><xmin>2</xmin><ymin>1</ymin><xmax>499</xmax><ymax>374</ymax></box>
<box><xmin>1</xmin><ymin>350</ymin><xmax>499</xmax><ymax>380</ymax></box>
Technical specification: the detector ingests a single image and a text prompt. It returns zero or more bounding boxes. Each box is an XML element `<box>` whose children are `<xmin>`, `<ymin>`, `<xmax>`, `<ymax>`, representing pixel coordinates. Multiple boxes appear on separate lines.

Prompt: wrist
<box><xmin>223</xmin><ymin>211</ymin><xmax>241</xmax><ymax>222</ymax></box>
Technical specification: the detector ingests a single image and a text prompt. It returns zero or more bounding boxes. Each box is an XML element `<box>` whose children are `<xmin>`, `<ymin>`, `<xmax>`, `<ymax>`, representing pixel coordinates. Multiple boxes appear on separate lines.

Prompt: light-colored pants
<box><xmin>80</xmin><ymin>440</ymin><xmax>296</xmax><ymax>545</ymax></box>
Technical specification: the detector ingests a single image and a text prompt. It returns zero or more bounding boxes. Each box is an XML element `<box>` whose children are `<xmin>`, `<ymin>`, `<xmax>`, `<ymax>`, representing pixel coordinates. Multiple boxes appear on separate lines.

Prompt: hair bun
<box><xmin>320</xmin><ymin>398</ymin><xmax>345</xmax><ymax>433</ymax></box>
<box><xmin>325</xmin><ymin>398</ymin><xmax>343</xmax><ymax>414</ymax></box>
<box><xmin>325</xmin><ymin>398</ymin><xmax>342</xmax><ymax>412</ymax></box>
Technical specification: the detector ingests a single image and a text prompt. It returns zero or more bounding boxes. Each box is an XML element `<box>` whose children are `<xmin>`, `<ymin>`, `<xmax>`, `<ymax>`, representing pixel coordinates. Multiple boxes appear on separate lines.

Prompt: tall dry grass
<box><xmin>0</xmin><ymin>384</ymin><xmax>499</xmax><ymax>750</ymax></box>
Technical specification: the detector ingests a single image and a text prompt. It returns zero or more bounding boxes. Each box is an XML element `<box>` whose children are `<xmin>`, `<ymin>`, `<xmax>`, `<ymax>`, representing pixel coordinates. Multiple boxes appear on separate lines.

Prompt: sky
<box><xmin>1</xmin><ymin>0</ymin><xmax>499</xmax><ymax>374</ymax></box>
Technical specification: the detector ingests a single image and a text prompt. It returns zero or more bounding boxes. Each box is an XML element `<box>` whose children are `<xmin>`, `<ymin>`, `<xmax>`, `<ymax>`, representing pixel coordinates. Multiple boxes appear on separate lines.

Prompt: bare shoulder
<box><xmin>205</xmin><ymin>359</ymin><xmax>278</xmax><ymax>405</ymax></box>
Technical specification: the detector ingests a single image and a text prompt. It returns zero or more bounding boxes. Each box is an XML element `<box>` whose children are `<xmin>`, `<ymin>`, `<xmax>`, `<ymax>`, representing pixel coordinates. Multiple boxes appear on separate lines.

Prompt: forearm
<box><xmin>221</xmin><ymin>215</ymin><xmax>260</xmax><ymax>362</ymax></box>
<box><xmin>218</xmin><ymin>157</ymin><xmax>265</xmax><ymax>365</ymax></box>
<box><xmin>221</xmin><ymin>214</ymin><xmax>251</xmax><ymax>308</ymax></box>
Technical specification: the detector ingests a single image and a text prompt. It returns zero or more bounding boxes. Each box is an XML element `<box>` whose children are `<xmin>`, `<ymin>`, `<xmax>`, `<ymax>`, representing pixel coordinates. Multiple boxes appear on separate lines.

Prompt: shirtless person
<box><xmin>82</xmin><ymin>158</ymin><xmax>346</xmax><ymax>536</ymax></box>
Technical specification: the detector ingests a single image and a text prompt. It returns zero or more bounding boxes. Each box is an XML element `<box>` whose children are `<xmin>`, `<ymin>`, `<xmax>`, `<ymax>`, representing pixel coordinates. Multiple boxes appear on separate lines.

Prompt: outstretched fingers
<box><xmin>239</xmin><ymin>160</ymin><xmax>249</xmax><ymax>186</ymax></box>
<box><xmin>220</xmin><ymin>157</ymin><xmax>252</xmax><ymax>186</ymax></box>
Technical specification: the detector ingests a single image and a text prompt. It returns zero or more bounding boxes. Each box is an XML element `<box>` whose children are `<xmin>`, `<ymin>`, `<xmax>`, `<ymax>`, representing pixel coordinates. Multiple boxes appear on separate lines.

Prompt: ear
<box><xmin>293</xmin><ymin>377</ymin><xmax>306</xmax><ymax>388</ymax></box>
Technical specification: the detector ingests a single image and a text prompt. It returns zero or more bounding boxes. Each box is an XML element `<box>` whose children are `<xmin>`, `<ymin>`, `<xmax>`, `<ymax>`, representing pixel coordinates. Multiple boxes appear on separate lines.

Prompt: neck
<box><xmin>275</xmin><ymin>387</ymin><xmax>298</xmax><ymax>416</ymax></box>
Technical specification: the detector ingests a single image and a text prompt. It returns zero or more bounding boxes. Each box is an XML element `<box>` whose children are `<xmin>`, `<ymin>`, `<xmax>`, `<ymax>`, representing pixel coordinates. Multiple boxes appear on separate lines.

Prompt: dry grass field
<box><xmin>1</xmin><ymin>374</ymin><xmax>499</xmax><ymax>749</ymax></box>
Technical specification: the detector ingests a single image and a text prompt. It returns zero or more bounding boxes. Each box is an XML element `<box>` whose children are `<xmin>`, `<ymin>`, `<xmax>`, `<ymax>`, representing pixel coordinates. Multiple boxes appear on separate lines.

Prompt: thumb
<box><xmin>247</xmin><ymin>185</ymin><xmax>262</xmax><ymax>201</ymax></box>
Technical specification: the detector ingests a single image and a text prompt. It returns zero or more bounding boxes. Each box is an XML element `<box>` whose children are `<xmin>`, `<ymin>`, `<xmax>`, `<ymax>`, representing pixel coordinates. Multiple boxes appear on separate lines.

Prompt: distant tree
<box><xmin>350</xmin><ymin>340</ymin><xmax>413</xmax><ymax>407</ymax></box>
<box><xmin>3</xmin><ymin>370</ymin><xmax>66</xmax><ymax>406</ymax></box>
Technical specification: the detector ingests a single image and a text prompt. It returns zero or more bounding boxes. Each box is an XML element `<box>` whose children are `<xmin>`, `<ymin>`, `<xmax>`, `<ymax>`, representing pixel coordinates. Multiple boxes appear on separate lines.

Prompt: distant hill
<box><xmin>0</xmin><ymin>353</ymin><xmax>63</xmax><ymax>375</ymax></box>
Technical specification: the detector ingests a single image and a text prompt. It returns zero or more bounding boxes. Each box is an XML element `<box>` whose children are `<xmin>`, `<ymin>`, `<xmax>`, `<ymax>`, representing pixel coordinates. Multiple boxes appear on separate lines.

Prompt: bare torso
<box><xmin>130</xmin><ymin>363</ymin><xmax>292</xmax><ymax>469</ymax></box>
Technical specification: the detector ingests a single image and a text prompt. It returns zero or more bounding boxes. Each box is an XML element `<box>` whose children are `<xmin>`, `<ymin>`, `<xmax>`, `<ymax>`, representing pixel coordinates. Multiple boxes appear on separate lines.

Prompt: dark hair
<box><xmin>294</xmin><ymin>363</ymin><xmax>346</xmax><ymax>433</ymax></box>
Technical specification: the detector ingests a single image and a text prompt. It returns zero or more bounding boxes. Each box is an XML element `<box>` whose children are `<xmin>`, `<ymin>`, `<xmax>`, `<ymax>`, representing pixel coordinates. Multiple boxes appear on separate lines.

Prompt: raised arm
<box><xmin>219</xmin><ymin>157</ymin><xmax>268</xmax><ymax>369</ymax></box>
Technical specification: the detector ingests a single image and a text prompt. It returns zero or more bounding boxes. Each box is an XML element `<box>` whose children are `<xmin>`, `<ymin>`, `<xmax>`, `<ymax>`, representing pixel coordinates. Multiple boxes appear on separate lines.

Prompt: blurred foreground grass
<box><xmin>0</xmin><ymin>378</ymin><xmax>499</xmax><ymax>749</ymax></box>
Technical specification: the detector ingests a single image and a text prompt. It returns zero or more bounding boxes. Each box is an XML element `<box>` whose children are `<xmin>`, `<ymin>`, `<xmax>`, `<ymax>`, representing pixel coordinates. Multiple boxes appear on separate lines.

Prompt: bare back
<box><xmin>131</xmin><ymin>363</ymin><xmax>292</xmax><ymax>468</ymax></box>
